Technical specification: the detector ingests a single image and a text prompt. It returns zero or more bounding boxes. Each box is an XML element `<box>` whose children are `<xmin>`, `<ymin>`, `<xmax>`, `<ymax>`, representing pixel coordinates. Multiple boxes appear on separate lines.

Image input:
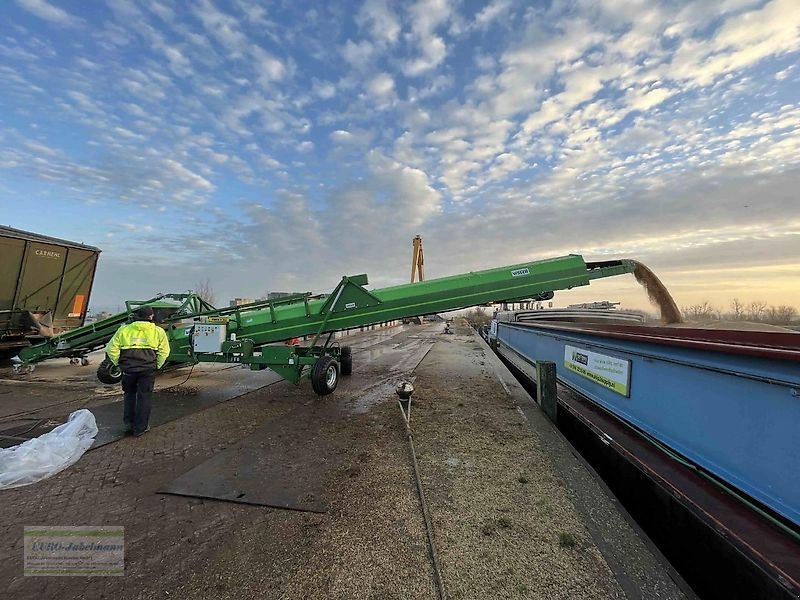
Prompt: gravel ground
<box><xmin>411</xmin><ymin>324</ymin><xmax>624</xmax><ymax>600</ymax></box>
<box><xmin>180</xmin><ymin>396</ymin><xmax>438</xmax><ymax>600</ymax></box>
<box><xmin>1</xmin><ymin>322</ymin><xmax>681</xmax><ymax>599</ymax></box>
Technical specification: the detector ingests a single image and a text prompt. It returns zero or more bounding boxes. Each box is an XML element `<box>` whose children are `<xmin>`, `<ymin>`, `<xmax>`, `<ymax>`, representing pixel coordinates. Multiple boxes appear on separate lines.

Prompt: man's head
<box><xmin>136</xmin><ymin>305</ymin><xmax>155</xmax><ymax>321</ymax></box>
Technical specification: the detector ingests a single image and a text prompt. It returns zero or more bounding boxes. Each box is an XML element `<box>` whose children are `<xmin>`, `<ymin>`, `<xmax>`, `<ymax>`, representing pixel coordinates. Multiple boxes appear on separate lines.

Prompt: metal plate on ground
<box><xmin>0</xmin><ymin>363</ymin><xmax>279</xmax><ymax>449</ymax></box>
<box><xmin>158</xmin><ymin>327</ymin><xmax>437</xmax><ymax>512</ymax></box>
<box><xmin>159</xmin><ymin>404</ymin><xmax>344</xmax><ymax>513</ymax></box>
<box><xmin>91</xmin><ymin>367</ymin><xmax>280</xmax><ymax>449</ymax></box>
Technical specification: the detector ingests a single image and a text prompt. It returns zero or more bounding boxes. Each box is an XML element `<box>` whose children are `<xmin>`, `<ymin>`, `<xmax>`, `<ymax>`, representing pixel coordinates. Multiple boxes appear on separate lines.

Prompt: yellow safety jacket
<box><xmin>106</xmin><ymin>320</ymin><xmax>170</xmax><ymax>373</ymax></box>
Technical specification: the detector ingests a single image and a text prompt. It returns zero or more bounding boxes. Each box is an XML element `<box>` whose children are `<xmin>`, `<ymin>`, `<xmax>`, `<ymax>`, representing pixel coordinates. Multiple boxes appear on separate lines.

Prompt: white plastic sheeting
<box><xmin>0</xmin><ymin>409</ymin><xmax>97</xmax><ymax>490</ymax></box>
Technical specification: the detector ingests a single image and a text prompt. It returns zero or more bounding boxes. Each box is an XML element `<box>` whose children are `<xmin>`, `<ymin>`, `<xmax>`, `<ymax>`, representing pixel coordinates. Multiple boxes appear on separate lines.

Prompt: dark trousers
<box><xmin>122</xmin><ymin>370</ymin><xmax>155</xmax><ymax>434</ymax></box>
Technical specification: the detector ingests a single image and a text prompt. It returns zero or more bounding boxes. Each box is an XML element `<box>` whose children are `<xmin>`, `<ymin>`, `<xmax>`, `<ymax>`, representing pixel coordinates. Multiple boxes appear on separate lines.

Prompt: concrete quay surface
<box><xmin>0</xmin><ymin>321</ymin><xmax>685</xmax><ymax>599</ymax></box>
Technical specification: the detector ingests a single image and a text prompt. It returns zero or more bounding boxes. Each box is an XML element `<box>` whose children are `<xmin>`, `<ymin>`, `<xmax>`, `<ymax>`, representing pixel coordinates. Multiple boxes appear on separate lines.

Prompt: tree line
<box><xmin>682</xmin><ymin>299</ymin><xmax>797</xmax><ymax>324</ymax></box>
<box><xmin>463</xmin><ymin>300</ymin><xmax>798</xmax><ymax>326</ymax></box>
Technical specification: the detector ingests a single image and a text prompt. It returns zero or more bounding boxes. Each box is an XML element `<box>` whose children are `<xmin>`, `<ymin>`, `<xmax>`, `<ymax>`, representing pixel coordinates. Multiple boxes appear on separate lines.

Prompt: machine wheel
<box><xmin>311</xmin><ymin>356</ymin><xmax>339</xmax><ymax>396</ymax></box>
<box><xmin>80</xmin><ymin>357</ymin><xmax>90</xmax><ymax>367</ymax></box>
<box><xmin>97</xmin><ymin>359</ymin><xmax>122</xmax><ymax>385</ymax></box>
<box><xmin>340</xmin><ymin>346</ymin><xmax>352</xmax><ymax>376</ymax></box>
<box><xmin>13</xmin><ymin>363</ymin><xmax>35</xmax><ymax>376</ymax></box>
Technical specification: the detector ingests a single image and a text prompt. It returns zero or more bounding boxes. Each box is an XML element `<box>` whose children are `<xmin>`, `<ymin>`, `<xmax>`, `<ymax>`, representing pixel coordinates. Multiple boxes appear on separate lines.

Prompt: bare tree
<box><xmin>746</xmin><ymin>300</ymin><xmax>767</xmax><ymax>322</ymax></box>
<box><xmin>777</xmin><ymin>305</ymin><xmax>797</xmax><ymax>323</ymax></box>
<box><xmin>682</xmin><ymin>300</ymin><xmax>719</xmax><ymax>322</ymax></box>
<box><xmin>730</xmin><ymin>298</ymin><xmax>745</xmax><ymax>321</ymax></box>
<box><xmin>193</xmin><ymin>278</ymin><xmax>217</xmax><ymax>306</ymax></box>
<box><xmin>764</xmin><ymin>305</ymin><xmax>797</xmax><ymax>324</ymax></box>
<box><xmin>464</xmin><ymin>307</ymin><xmax>491</xmax><ymax>326</ymax></box>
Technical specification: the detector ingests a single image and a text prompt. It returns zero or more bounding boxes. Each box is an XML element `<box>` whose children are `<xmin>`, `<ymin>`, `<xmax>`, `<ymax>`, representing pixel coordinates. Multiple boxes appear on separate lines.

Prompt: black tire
<box><xmin>340</xmin><ymin>346</ymin><xmax>352</xmax><ymax>376</ymax></box>
<box><xmin>97</xmin><ymin>358</ymin><xmax>123</xmax><ymax>385</ymax></box>
<box><xmin>310</xmin><ymin>355</ymin><xmax>339</xmax><ymax>395</ymax></box>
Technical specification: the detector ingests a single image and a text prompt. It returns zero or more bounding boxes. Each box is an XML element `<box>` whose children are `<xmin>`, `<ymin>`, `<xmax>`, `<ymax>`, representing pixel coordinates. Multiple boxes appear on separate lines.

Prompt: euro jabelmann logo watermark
<box><xmin>24</xmin><ymin>526</ymin><xmax>124</xmax><ymax>576</ymax></box>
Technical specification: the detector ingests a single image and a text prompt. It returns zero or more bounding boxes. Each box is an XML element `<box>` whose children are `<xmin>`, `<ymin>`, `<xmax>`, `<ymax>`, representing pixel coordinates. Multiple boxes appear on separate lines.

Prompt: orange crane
<box><xmin>410</xmin><ymin>235</ymin><xmax>424</xmax><ymax>283</ymax></box>
<box><xmin>403</xmin><ymin>235</ymin><xmax>425</xmax><ymax>324</ymax></box>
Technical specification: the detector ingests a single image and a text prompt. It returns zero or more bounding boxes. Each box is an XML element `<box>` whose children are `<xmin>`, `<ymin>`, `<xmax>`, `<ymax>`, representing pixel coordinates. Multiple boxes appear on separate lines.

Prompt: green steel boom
<box><xmin>17</xmin><ymin>255</ymin><xmax>635</xmax><ymax>394</ymax></box>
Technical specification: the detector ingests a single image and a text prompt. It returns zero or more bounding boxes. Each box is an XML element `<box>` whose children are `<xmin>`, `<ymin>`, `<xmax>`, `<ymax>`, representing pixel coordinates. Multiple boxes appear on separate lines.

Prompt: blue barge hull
<box><xmin>494</xmin><ymin>320</ymin><xmax>800</xmax><ymax>527</ymax></box>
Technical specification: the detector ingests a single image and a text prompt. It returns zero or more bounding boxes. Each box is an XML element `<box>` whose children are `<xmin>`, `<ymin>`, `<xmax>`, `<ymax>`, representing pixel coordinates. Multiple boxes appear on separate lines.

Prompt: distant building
<box><xmin>567</xmin><ymin>301</ymin><xmax>621</xmax><ymax>310</ymax></box>
<box><xmin>86</xmin><ymin>311</ymin><xmax>114</xmax><ymax>324</ymax></box>
<box><xmin>230</xmin><ymin>293</ymin><xmax>305</xmax><ymax>307</ymax></box>
<box><xmin>265</xmin><ymin>291</ymin><xmax>304</xmax><ymax>300</ymax></box>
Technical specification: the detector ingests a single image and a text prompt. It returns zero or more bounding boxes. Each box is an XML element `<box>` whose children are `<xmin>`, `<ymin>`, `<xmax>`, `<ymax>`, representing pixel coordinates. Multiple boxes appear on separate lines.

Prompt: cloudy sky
<box><xmin>1</xmin><ymin>0</ymin><xmax>798</xmax><ymax>313</ymax></box>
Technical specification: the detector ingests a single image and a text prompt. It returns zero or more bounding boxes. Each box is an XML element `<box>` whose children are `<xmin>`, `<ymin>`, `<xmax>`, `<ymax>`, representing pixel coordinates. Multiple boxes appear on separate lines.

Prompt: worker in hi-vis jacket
<box><xmin>105</xmin><ymin>306</ymin><xmax>170</xmax><ymax>436</ymax></box>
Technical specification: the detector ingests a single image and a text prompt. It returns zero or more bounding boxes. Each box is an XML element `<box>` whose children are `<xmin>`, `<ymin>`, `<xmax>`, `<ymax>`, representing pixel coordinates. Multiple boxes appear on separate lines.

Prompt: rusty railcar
<box><xmin>0</xmin><ymin>226</ymin><xmax>100</xmax><ymax>357</ymax></box>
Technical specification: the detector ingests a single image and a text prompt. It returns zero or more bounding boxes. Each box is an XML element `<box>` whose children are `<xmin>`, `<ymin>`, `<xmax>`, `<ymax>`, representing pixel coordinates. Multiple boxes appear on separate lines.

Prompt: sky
<box><xmin>1</xmin><ymin>0</ymin><xmax>799</xmax><ymax>314</ymax></box>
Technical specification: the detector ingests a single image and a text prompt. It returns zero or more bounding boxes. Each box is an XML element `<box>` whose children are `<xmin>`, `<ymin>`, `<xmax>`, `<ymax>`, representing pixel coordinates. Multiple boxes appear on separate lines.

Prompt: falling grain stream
<box><xmin>631</xmin><ymin>261</ymin><xmax>683</xmax><ymax>324</ymax></box>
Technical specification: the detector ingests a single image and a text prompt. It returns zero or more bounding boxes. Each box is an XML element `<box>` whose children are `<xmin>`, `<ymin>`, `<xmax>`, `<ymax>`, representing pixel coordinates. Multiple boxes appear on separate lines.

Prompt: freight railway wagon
<box><xmin>0</xmin><ymin>226</ymin><xmax>100</xmax><ymax>358</ymax></box>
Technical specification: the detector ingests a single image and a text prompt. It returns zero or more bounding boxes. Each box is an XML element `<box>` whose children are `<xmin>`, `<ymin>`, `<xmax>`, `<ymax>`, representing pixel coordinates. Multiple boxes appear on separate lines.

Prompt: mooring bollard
<box><xmin>535</xmin><ymin>361</ymin><xmax>558</xmax><ymax>423</ymax></box>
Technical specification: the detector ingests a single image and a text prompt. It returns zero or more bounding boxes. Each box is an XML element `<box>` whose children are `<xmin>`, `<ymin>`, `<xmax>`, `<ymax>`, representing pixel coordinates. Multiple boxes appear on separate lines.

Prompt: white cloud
<box><xmin>626</xmin><ymin>86</ymin><xmax>676</xmax><ymax>112</ymax></box>
<box><xmin>403</xmin><ymin>0</ymin><xmax>452</xmax><ymax>76</ymax></box>
<box><xmin>119</xmin><ymin>70</ymin><xmax>168</xmax><ymax>101</ymax></box>
<box><xmin>666</xmin><ymin>0</ymin><xmax>800</xmax><ymax>87</ymax></box>
<box><xmin>193</xmin><ymin>0</ymin><xmax>248</xmax><ymax>53</ymax></box>
<box><xmin>234</xmin><ymin>0</ymin><xmax>272</xmax><ymax>26</ymax></box>
<box><xmin>775</xmin><ymin>65</ymin><xmax>794</xmax><ymax>81</ymax></box>
<box><xmin>0</xmin><ymin>41</ymin><xmax>39</xmax><ymax>62</ymax></box>
<box><xmin>112</xmin><ymin>126</ymin><xmax>145</xmax><ymax>140</ymax></box>
<box><xmin>105</xmin><ymin>0</ymin><xmax>142</xmax><ymax>21</ymax></box>
<box><xmin>76</xmin><ymin>57</ymin><xmax>99</xmax><ymax>70</ymax></box>
<box><xmin>159</xmin><ymin>44</ymin><xmax>192</xmax><ymax>76</ymax></box>
<box><xmin>4</xmin><ymin>0</ymin><xmax>800</xmax><ymax>309</ymax></box>
<box><xmin>357</xmin><ymin>0</ymin><xmax>401</xmax><ymax>44</ymax></box>
<box><xmin>341</xmin><ymin>39</ymin><xmax>374</xmax><ymax>69</ymax></box>
<box><xmin>367</xmin><ymin>72</ymin><xmax>395</xmax><ymax>97</ymax></box>
<box><xmin>330</xmin><ymin>130</ymin><xmax>353</xmax><ymax>143</ymax></box>
<box><xmin>122</xmin><ymin>102</ymin><xmax>145</xmax><ymax>118</ymax></box>
<box><xmin>148</xmin><ymin>1</ymin><xmax>175</xmax><ymax>23</ymax></box>
<box><xmin>408</xmin><ymin>0</ymin><xmax>452</xmax><ymax>37</ymax></box>
<box><xmin>488</xmin><ymin>20</ymin><xmax>606</xmax><ymax>121</ymax></box>
<box><xmin>15</xmin><ymin>0</ymin><xmax>82</xmax><ymax>26</ymax></box>
<box><xmin>313</xmin><ymin>79</ymin><xmax>336</xmax><ymax>99</ymax></box>
<box><xmin>520</xmin><ymin>64</ymin><xmax>612</xmax><ymax>135</ymax></box>
<box><xmin>411</xmin><ymin>74</ymin><xmax>454</xmax><ymax>100</ymax></box>
<box><xmin>485</xmin><ymin>151</ymin><xmax>525</xmax><ymax>182</ymax></box>
<box><xmin>161</xmin><ymin>159</ymin><xmax>214</xmax><ymax>192</ymax></box>
<box><xmin>252</xmin><ymin>47</ymin><xmax>286</xmax><ymax>83</ymax></box>
<box><xmin>404</xmin><ymin>35</ymin><xmax>447</xmax><ymax>76</ymax></box>
<box><xmin>221</xmin><ymin>93</ymin><xmax>296</xmax><ymax>138</ymax></box>
<box><xmin>259</xmin><ymin>154</ymin><xmax>282</xmax><ymax>168</ymax></box>
<box><xmin>473</xmin><ymin>0</ymin><xmax>513</xmax><ymax>29</ymax></box>
<box><xmin>22</xmin><ymin>139</ymin><xmax>61</xmax><ymax>157</ymax></box>
<box><xmin>67</xmin><ymin>90</ymin><xmax>102</xmax><ymax>113</ymax></box>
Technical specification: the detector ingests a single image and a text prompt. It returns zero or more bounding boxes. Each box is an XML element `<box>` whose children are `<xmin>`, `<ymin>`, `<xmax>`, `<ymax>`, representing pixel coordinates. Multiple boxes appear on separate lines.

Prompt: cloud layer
<box><xmin>1</xmin><ymin>0</ymin><xmax>798</xmax><ymax>310</ymax></box>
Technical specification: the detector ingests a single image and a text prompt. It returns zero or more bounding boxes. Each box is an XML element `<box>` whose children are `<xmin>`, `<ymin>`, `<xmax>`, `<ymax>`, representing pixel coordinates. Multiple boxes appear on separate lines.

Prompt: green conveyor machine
<box><xmin>16</xmin><ymin>255</ymin><xmax>635</xmax><ymax>395</ymax></box>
